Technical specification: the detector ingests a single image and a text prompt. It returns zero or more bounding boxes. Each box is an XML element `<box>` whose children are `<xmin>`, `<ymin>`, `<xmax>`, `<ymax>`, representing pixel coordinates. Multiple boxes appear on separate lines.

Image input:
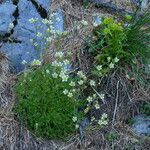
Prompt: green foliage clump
<box><xmin>14</xmin><ymin>65</ymin><xmax>78</xmax><ymax>139</ymax></box>
<box><xmin>92</xmin><ymin>17</ymin><xmax>126</xmax><ymax>59</ymax></box>
<box><xmin>89</xmin><ymin>17</ymin><xmax>127</xmax><ymax>76</ymax></box>
<box><xmin>88</xmin><ymin>11</ymin><xmax>150</xmax><ymax>78</ymax></box>
<box><xmin>105</xmin><ymin>131</ymin><xmax>119</xmax><ymax>142</ymax></box>
<box><xmin>125</xmin><ymin>11</ymin><xmax>150</xmax><ymax>64</ymax></box>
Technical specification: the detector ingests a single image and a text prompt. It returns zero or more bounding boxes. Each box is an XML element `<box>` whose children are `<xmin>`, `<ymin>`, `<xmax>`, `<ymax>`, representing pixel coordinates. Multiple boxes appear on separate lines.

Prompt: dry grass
<box><xmin>0</xmin><ymin>52</ymin><xmax>13</xmax><ymax>112</ymax></box>
<box><xmin>44</xmin><ymin>0</ymin><xmax>112</xmax><ymax>70</ymax></box>
<box><xmin>0</xmin><ymin>0</ymin><xmax>150</xmax><ymax>150</ymax></box>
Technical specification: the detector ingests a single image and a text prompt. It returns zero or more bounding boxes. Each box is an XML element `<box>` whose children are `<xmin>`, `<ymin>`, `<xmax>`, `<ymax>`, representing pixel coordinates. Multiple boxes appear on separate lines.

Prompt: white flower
<box><xmin>68</xmin><ymin>92</ymin><xmax>73</xmax><ymax>98</ymax></box>
<box><xmin>52</xmin><ymin>72</ymin><xmax>58</xmax><ymax>78</ymax></box>
<box><xmin>93</xmin><ymin>22</ymin><xmax>99</xmax><ymax>27</ymax></box>
<box><xmin>98</xmin><ymin>120</ymin><xmax>108</xmax><ymax>126</ymax></box>
<box><xmin>72</xmin><ymin>89</ymin><xmax>76</xmax><ymax>93</ymax></box>
<box><xmin>60</xmin><ymin>68</ymin><xmax>67</xmax><ymax>74</ymax></box>
<box><xmin>83</xmin><ymin>76</ymin><xmax>87</xmax><ymax>81</ymax></box>
<box><xmin>29</xmin><ymin>39</ymin><xmax>34</xmax><ymax>43</ymax></box>
<box><xmin>42</xmin><ymin>19</ymin><xmax>49</xmax><ymax>24</ymax></box>
<box><xmin>78</xmin><ymin>80</ymin><xmax>84</xmax><ymax>85</ymax></box>
<box><xmin>55</xmin><ymin>52</ymin><xmax>64</xmax><ymax>58</ymax></box>
<box><xmin>91</xmin><ymin>117</ymin><xmax>95</xmax><ymax>122</ymax></box>
<box><xmin>50</xmin><ymin>25</ymin><xmax>54</xmax><ymax>30</ymax></box>
<box><xmin>46</xmin><ymin>37</ymin><xmax>52</xmax><ymax>42</ymax></box>
<box><xmin>31</xmin><ymin>59</ymin><xmax>41</xmax><ymax>66</ymax></box>
<box><xmin>56</xmin><ymin>31</ymin><xmax>63</xmax><ymax>36</ymax></box>
<box><xmin>84</xmin><ymin>107</ymin><xmax>89</xmax><ymax>113</ymax></box>
<box><xmin>75</xmin><ymin>124</ymin><xmax>79</xmax><ymax>129</ymax></box>
<box><xmin>67</xmin><ymin>51</ymin><xmax>72</xmax><ymax>56</ymax></box>
<box><xmin>52</xmin><ymin>60</ymin><xmax>58</xmax><ymax>66</ymax></box>
<box><xmin>96</xmin><ymin>65</ymin><xmax>102</xmax><ymax>71</ymax></box>
<box><xmin>35</xmin><ymin>123</ymin><xmax>39</xmax><ymax>129</ymax></box>
<box><xmin>29</xmin><ymin>18</ymin><xmax>34</xmax><ymax>23</ymax></box>
<box><xmin>77</xmin><ymin>71</ymin><xmax>86</xmax><ymax>79</ymax></box>
<box><xmin>33</xmin><ymin>42</ymin><xmax>38</xmax><ymax>47</ymax></box>
<box><xmin>69</xmin><ymin>81</ymin><xmax>75</xmax><ymax>87</ymax></box>
<box><xmin>95</xmin><ymin>103</ymin><xmax>100</xmax><ymax>109</ymax></box>
<box><xmin>90</xmin><ymin>80</ymin><xmax>96</xmax><ymax>86</ymax></box>
<box><xmin>57</xmin><ymin>62</ymin><xmax>63</xmax><ymax>67</ymax></box>
<box><xmin>98</xmin><ymin>113</ymin><xmax>108</xmax><ymax>126</ymax></box>
<box><xmin>29</xmin><ymin>18</ymin><xmax>38</xmax><ymax>23</ymax></box>
<box><xmin>100</xmin><ymin>94</ymin><xmax>105</xmax><ymax>101</ymax></box>
<box><xmin>48</xmin><ymin>20</ymin><xmax>53</xmax><ymax>25</ymax></box>
<box><xmin>72</xmin><ymin>116</ymin><xmax>77</xmax><ymax>122</ymax></box>
<box><xmin>77</xmin><ymin>71</ymin><xmax>83</xmax><ymax>76</ymax></box>
<box><xmin>50</xmin><ymin>13</ymin><xmax>55</xmax><ymax>18</ymax></box>
<box><xmin>101</xmin><ymin>113</ymin><xmax>108</xmax><ymax>119</ymax></box>
<box><xmin>61</xmin><ymin>74</ymin><xmax>69</xmax><ymax>82</ymax></box>
<box><xmin>77</xmin><ymin>24</ymin><xmax>81</xmax><ymax>30</ymax></box>
<box><xmin>63</xmin><ymin>31</ymin><xmax>68</xmax><ymax>36</ymax></box>
<box><xmin>63</xmin><ymin>59</ymin><xmax>70</xmax><ymax>65</ymax></box>
<box><xmin>46</xmin><ymin>69</ymin><xmax>50</xmax><ymax>74</ymax></box>
<box><xmin>87</xmin><ymin>96</ymin><xmax>93</xmax><ymax>102</ymax></box>
<box><xmin>62</xmin><ymin>75</ymin><xmax>68</xmax><ymax>82</ymax></box>
<box><xmin>59</xmin><ymin>70</ymin><xmax>65</xmax><ymax>76</ymax></box>
<box><xmin>46</xmin><ymin>28</ymin><xmax>51</xmax><ymax>33</ymax></box>
<box><xmin>109</xmin><ymin>62</ymin><xmax>114</xmax><ymax>69</ymax></box>
<box><xmin>107</xmin><ymin>57</ymin><xmax>111</xmax><ymax>62</ymax></box>
<box><xmin>37</xmin><ymin>32</ymin><xmax>42</xmax><ymax>37</ymax></box>
<box><xmin>81</xmin><ymin>20</ymin><xmax>88</xmax><ymax>26</ymax></box>
<box><xmin>52</xmin><ymin>61</ymin><xmax>63</xmax><ymax>67</ymax></box>
<box><xmin>63</xmin><ymin>89</ymin><xmax>69</xmax><ymax>95</ymax></box>
<box><xmin>93</xmin><ymin>94</ymin><xmax>96</xmax><ymax>98</ymax></box>
<box><xmin>22</xmin><ymin>60</ymin><xmax>27</xmax><ymax>65</ymax></box>
<box><xmin>114</xmin><ymin>57</ymin><xmax>119</xmax><ymax>63</ymax></box>
<box><xmin>8</xmin><ymin>23</ymin><xmax>14</xmax><ymax>31</ymax></box>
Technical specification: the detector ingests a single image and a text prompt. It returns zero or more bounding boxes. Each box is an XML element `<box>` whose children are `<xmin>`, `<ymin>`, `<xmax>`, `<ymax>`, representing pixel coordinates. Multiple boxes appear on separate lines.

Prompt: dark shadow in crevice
<box><xmin>91</xmin><ymin>1</ymin><xmax>133</xmax><ymax>16</ymax></box>
<box><xmin>29</xmin><ymin>0</ymin><xmax>48</xmax><ymax>18</ymax></box>
<box><xmin>3</xmin><ymin>37</ymin><xmax>22</xmax><ymax>43</ymax></box>
<box><xmin>0</xmin><ymin>0</ymin><xmax>20</xmax><ymax>45</ymax></box>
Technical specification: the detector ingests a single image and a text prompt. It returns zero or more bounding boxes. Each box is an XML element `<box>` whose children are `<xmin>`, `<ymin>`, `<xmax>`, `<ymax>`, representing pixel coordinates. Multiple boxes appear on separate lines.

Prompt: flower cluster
<box><xmin>98</xmin><ymin>113</ymin><xmax>108</xmax><ymax>126</ymax></box>
<box><xmin>29</xmin><ymin>18</ymin><xmax>38</xmax><ymax>23</ymax></box>
<box><xmin>31</xmin><ymin>59</ymin><xmax>42</xmax><ymax>66</ymax></box>
<box><xmin>26</xmin><ymin>15</ymin><xmax>111</xmax><ymax>131</ymax></box>
<box><xmin>28</xmin><ymin>14</ymin><xmax>69</xmax><ymax>62</ymax></box>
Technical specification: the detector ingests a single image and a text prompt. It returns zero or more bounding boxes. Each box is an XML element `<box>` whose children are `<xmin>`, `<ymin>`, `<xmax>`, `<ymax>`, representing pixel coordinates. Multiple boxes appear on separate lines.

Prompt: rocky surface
<box><xmin>0</xmin><ymin>1</ymin><xmax>16</xmax><ymax>35</ymax></box>
<box><xmin>36</xmin><ymin>0</ymin><xmax>51</xmax><ymax>11</ymax></box>
<box><xmin>132</xmin><ymin>115</ymin><xmax>150</xmax><ymax>137</ymax></box>
<box><xmin>0</xmin><ymin>0</ymin><xmax>63</xmax><ymax>73</ymax></box>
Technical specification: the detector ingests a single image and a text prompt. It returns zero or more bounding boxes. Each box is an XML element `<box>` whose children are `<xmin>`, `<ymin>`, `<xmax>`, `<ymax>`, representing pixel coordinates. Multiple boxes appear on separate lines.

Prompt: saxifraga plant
<box><xmin>14</xmin><ymin>64</ymin><xmax>80</xmax><ymax>140</ymax></box>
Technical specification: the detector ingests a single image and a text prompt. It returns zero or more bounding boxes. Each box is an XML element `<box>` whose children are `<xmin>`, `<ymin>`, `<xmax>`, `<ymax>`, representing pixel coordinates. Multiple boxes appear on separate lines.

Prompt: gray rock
<box><xmin>36</xmin><ymin>0</ymin><xmax>51</xmax><ymax>11</ymax></box>
<box><xmin>127</xmin><ymin>0</ymin><xmax>149</xmax><ymax>10</ymax></box>
<box><xmin>132</xmin><ymin>115</ymin><xmax>150</xmax><ymax>136</ymax></box>
<box><xmin>141</xmin><ymin>0</ymin><xmax>150</xmax><ymax>10</ymax></box>
<box><xmin>1</xmin><ymin>0</ymin><xmax>64</xmax><ymax>73</ymax></box>
<box><xmin>1</xmin><ymin>42</ymin><xmax>40</xmax><ymax>72</ymax></box>
<box><xmin>13</xmin><ymin>0</ymin><xmax>47</xmax><ymax>41</ymax></box>
<box><xmin>52</xmin><ymin>9</ymin><xmax>64</xmax><ymax>32</ymax></box>
<box><xmin>79</xmin><ymin>117</ymin><xmax>90</xmax><ymax>140</ymax></box>
<box><xmin>93</xmin><ymin>15</ymin><xmax>102</xmax><ymax>26</ymax></box>
<box><xmin>0</xmin><ymin>1</ymin><xmax>16</xmax><ymax>35</ymax></box>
